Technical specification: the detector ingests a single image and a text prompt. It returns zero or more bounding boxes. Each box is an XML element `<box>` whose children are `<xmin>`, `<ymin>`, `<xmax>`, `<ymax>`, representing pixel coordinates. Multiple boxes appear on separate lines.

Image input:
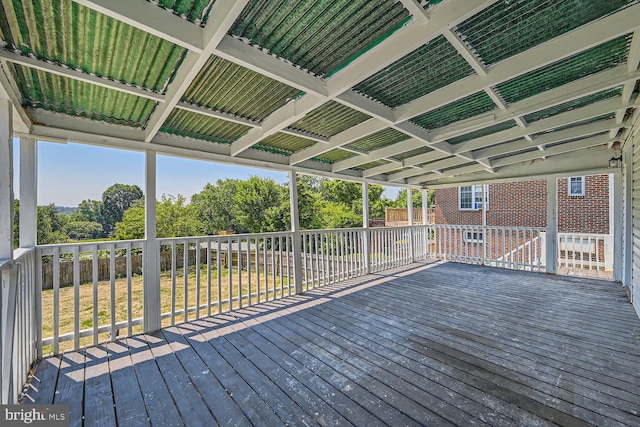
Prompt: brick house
<box><xmin>433</xmin><ymin>174</ymin><xmax>611</xmax><ymax>233</ymax></box>
<box><xmin>431</xmin><ymin>175</ymin><xmax>612</xmax><ymax>272</ymax></box>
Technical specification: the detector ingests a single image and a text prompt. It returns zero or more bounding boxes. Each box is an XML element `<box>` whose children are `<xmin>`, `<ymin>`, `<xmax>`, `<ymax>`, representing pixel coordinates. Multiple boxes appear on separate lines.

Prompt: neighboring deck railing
<box><xmin>5</xmin><ymin>223</ymin><xmax>613</xmax><ymax>403</ymax></box>
<box><xmin>556</xmin><ymin>233</ymin><xmax>613</xmax><ymax>272</ymax></box>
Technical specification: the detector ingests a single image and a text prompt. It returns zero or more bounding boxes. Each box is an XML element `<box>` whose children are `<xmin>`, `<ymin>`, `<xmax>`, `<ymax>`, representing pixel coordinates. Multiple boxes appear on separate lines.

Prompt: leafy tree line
<box><xmin>12</xmin><ymin>177</ymin><xmax>433</xmax><ymax>245</ymax></box>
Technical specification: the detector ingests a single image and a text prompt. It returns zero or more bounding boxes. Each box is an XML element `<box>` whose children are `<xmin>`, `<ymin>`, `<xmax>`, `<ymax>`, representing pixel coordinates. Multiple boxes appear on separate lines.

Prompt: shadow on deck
<box><xmin>25</xmin><ymin>260</ymin><xmax>640</xmax><ymax>426</ymax></box>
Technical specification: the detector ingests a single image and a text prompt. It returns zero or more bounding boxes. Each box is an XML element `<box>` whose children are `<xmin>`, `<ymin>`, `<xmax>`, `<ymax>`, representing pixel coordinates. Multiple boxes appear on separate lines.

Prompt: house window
<box><xmin>459</xmin><ymin>185</ymin><xmax>487</xmax><ymax>210</ymax></box>
<box><xmin>568</xmin><ymin>176</ymin><xmax>585</xmax><ymax>196</ymax></box>
<box><xmin>463</xmin><ymin>231</ymin><xmax>484</xmax><ymax>243</ymax></box>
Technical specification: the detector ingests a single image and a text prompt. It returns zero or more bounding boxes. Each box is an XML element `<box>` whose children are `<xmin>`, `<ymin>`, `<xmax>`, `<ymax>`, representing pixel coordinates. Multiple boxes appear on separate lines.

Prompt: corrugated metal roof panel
<box><xmin>161</xmin><ymin>109</ymin><xmax>251</xmax><ymax>143</ymax></box>
<box><xmin>384</xmin><ymin>167</ymin><xmax>415</xmax><ymax>175</ymax></box>
<box><xmin>489</xmin><ymin>147</ymin><xmax>539</xmax><ymax>161</ymax></box>
<box><xmin>229</xmin><ymin>0</ymin><xmax>410</xmax><ymax>77</ymax></box>
<box><xmin>345</xmin><ymin>129</ymin><xmax>409</xmax><ymax>152</ymax></box>
<box><xmin>455</xmin><ymin>0</ymin><xmax>635</xmax><ymax>66</ymax></box>
<box><xmin>289</xmin><ymin>101</ymin><xmax>370</xmax><ymax>138</ymax></box>
<box><xmin>354</xmin><ymin>160</ymin><xmax>390</xmax><ymax>170</ymax></box>
<box><xmin>543</xmin><ymin>132</ymin><xmax>609</xmax><ymax>149</ymax></box>
<box><xmin>494</xmin><ymin>35</ymin><xmax>632</xmax><ymax>104</ymax></box>
<box><xmin>353</xmin><ymin>36</ymin><xmax>475</xmax><ymax>108</ymax></box>
<box><xmin>312</xmin><ymin>149</ymin><xmax>357</xmax><ymax>164</ymax></box>
<box><xmin>183</xmin><ymin>55</ymin><xmax>302</xmax><ymax>121</ymax></box>
<box><xmin>258</xmin><ymin>132</ymin><xmax>316</xmax><ymax>154</ymax></box>
<box><xmin>11</xmin><ymin>64</ymin><xmax>155</xmax><ymax>127</ymax></box>
<box><xmin>410</xmin><ymin>91</ymin><xmax>496</xmax><ymax>131</ymax></box>
<box><xmin>151</xmin><ymin>0</ymin><xmax>215</xmax><ymax>26</ymax></box>
<box><xmin>523</xmin><ymin>86</ymin><xmax>623</xmax><ymax>123</ymax></box>
<box><xmin>421</xmin><ymin>0</ymin><xmax>445</xmax><ymax>10</ymax></box>
<box><xmin>447</xmin><ymin>120</ymin><xmax>518</xmax><ymax>145</ymax></box>
<box><xmin>0</xmin><ymin>0</ymin><xmax>185</xmax><ymax>93</ymax></box>
<box><xmin>391</xmin><ymin>146</ymin><xmax>432</xmax><ymax>161</ymax></box>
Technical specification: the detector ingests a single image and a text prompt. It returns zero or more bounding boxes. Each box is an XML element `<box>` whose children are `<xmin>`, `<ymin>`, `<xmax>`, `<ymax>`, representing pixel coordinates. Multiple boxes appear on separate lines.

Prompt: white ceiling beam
<box><xmin>213</xmin><ymin>36</ymin><xmax>327</xmax><ymax>97</ymax></box>
<box><xmin>0</xmin><ymin>49</ymin><xmax>165</xmax><ymax>102</ymax></box>
<box><xmin>71</xmin><ymin>0</ymin><xmax>203</xmax><ymax>53</ymax></box>
<box><xmin>326</xmin><ymin>0</ymin><xmax>498</xmax><ymax>95</ymax></box>
<box><xmin>398</xmin><ymin>0</ymin><xmax>429</xmax><ymax>22</ymax></box>
<box><xmin>473</xmin><ymin>119</ymin><xmax>622</xmax><ymax>160</ymax></box>
<box><xmin>335</xmin><ymin>91</ymin><xmax>395</xmax><ymax>124</ymax></box>
<box><xmin>443</xmin><ymin>29</ymin><xmax>486</xmax><ymax>76</ymax></box>
<box><xmin>452</xmin><ymin>97</ymin><xmax>635</xmax><ymax>154</ymax></box>
<box><xmin>490</xmin><ymin>134</ymin><xmax>614</xmax><ymax>168</ymax></box>
<box><xmin>389</xmin><ymin>156</ymin><xmax>464</xmax><ymax>181</ymax></box>
<box><xmin>174</xmin><ymin>102</ymin><xmax>259</xmax><ymax>127</ymax></box>
<box><xmin>289</xmin><ymin>118</ymin><xmax>388</xmax><ymax>164</ymax></box>
<box><xmin>144</xmin><ymin>0</ymin><xmax>250</xmax><ymax>142</ymax></box>
<box><xmin>0</xmin><ymin>61</ymin><xmax>31</xmax><ymax>132</ymax></box>
<box><xmin>363</xmin><ymin>151</ymin><xmax>453</xmax><ymax>178</ymax></box>
<box><xmin>409</xmin><ymin>164</ymin><xmax>488</xmax><ymax>184</ymax></box>
<box><xmin>394</xmin><ymin>6</ymin><xmax>640</xmax><ymax>122</ymax></box>
<box><xmin>332</xmin><ymin>138</ymin><xmax>427</xmax><ymax>172</ymax></box>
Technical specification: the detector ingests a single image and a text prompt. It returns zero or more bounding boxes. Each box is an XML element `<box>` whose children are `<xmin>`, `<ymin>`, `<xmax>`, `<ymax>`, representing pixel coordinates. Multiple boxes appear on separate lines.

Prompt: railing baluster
<box><xmin>228</xmin><ymin>237</ymin><xmax>233</xmax><ymax>309</ymax></box>
<box><xmin>126</xmin><ymin>242</ymin><xmax>132</xmax><ymax>336</ymax></box>
<box><xmin>207</xmin><ymin>240</ymin><xmax>212</xmax><ymax>317</ymax></box>
<box><xmin>217</xmin><ymin>239</ymin><xmax>222</xmax><ymax>314</ymax></box>
<box><xmin>109</xmin><ymin>244</ymin><xmax>116</xmax><ymax>341</ymax></box>
<box><xmin>279</xmin><ymin>236</ymin><xmax>284</xmax><ymax>296</ymax></box>
<box><xmin>247</xmin><ymin>238</ymin><xmax>252</xmax><ymax>306</ymax></box>
<box><xmin>184</xmin><ymin>240</ymin><xmax>189</xmax><ymax>322</ymax></box>
<box><xmin>92</xmin><ymin>246</ymin><xmax>98</xmax><ymax>346</ymax></box>
<box><xmin>238</xmin><ymin>237</ymin><xmax>243</xmax><ymax>309</ymax></box>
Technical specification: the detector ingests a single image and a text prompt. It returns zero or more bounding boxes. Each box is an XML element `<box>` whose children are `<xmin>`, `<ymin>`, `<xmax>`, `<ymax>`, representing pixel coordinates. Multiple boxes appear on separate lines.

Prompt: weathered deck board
<box><xmin>24</xmin><ymin>261</ymin><xmax>640</xmax><ymax>426</ymax></box>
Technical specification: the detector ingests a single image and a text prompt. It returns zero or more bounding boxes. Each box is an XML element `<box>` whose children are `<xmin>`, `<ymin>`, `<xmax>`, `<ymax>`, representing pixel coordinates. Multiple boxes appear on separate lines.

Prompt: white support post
<box><xmin>0</xmin><ymin>97</ymin><xmax>16</xmax><ymax>404</ymax></box>
<box><xmin>362</xmin><ymin>183</ymin><xmax>370</xmax><ymax>274</ymax></box>
<box><xmin>19</xmin><ymin>138</ymin><xmax>37</xmax><ymax>248</ymax></box>
<box><xmin>613</xmin><ymin>172</ymin><xmax>623</xmax><ymax>282</ymax></box>
<box><xmin>546</xmin><ymin>177</ymin><xmax>558</xmax><ymax>274</ymax></box>
<box><xmin>422</xmin><ymin>189</ymin><xmax>429</xmax><ymax>258</ymax></box>
<box><xmin>407</xmin><ymin>189</ymin><xmax>415</xmax><ymax>262</ymax></box>
<box><xmin>143</xmin><ymin>151</ymin><xmax>161</xmax><ymax>332</ymax></box>
<box><xmin>623</xmin><ymin>140</ymin><xmax>633</xmax><ymax>287</ymax></box>
<box><xmin>289</xmin><ymin>171</ymin><xmax>303</xmax><ymax>294</ymax></box>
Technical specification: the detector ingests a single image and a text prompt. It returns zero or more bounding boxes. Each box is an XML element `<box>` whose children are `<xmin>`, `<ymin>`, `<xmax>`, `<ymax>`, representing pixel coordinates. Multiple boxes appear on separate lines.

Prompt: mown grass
<box><xmin>41</xmin><ymin>267</ymin><xmax>291</xmax><ymax>355</ymax></box>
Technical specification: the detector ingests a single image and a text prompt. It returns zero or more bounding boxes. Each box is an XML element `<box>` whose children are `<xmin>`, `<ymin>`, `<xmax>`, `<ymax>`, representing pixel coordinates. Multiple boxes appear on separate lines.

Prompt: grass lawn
<box><xmin>41</xmin><ymin>267</ymin><xmax>291</xmax><ymax>355</ymax></box>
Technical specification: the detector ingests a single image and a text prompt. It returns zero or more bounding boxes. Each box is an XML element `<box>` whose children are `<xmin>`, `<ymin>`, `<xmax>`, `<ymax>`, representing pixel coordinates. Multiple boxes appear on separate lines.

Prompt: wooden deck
<box><xmin>25</xmin><ymin>260</ymin><xmax>640</xmax><ymax>426</ymax></box>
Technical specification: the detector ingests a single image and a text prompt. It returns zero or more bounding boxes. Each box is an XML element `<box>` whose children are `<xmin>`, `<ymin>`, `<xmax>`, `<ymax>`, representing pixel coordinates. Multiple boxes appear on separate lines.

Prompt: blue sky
<box><xmin>12</xmin><ymin>139</ymin><xmax>400</xmax><ymax>206</ymax></box>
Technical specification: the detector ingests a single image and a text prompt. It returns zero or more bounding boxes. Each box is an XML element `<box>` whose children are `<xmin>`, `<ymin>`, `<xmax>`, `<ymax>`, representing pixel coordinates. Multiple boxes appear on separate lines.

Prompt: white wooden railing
<box><xmin>429</xmin><ymin>225</ymin><xmax>545</xmax><ymax>271</ymax></box>
<box><xmin>1</xmin><ymin>247</ymin><xmax>38</xmax><ymax>404</ymax></box>
<box><xmin>7</xmin><ymin>223</ymin><xmax>599</xmax><ymax>403</ymax></box>
<box><xmin>556</xmin><ymin>233</ymin><xmax>613</xmax><ymax>271</ymax></box>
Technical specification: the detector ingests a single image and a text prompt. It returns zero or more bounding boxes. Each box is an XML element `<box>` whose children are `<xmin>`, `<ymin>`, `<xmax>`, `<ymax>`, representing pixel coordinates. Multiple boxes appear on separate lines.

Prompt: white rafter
<box><xmin>0</xmin><ymin>61</ymin><xmax>30</xmax><ymax>132</ymax></box>
<box><xmin>0</xmin><ymin>49</ymin><xmax>165</xmax><ymax>102</ymax></box>
<box><xmin>71</xmin><ymin>0</ymin><xmax>203</xmax><ymax>52</ymax></box>
<box><xmin>143</xmin><ymin>0</ymin><xmax>250</xmax><ymax>142</ymax></box>
<box><xmin>398</xmin><ymin>0</ymin><xmax>429</xmax><ymax>22</ymax></box>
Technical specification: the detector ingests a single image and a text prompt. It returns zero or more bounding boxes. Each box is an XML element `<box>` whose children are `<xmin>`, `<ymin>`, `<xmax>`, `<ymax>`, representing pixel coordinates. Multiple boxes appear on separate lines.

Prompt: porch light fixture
<box><xmin>609</xmin><ymin>146</ymin><xmax>622</xmax><ymax>168</ymax></box>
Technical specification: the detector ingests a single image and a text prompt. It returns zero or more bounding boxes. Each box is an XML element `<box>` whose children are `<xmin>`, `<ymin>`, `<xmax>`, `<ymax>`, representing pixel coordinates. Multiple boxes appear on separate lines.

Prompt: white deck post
<box><xmin>143</xmin><ymin>150</ymin><xmax>161</xmax><ymax>332</ymax></box>
<box><xmin>623</xmin><ymin>140</ymin><xmax>633</xmax><ymax>287</ymax></box>
<box><xmin>422</xmin><ymin>189</ymin><xmax>429</xmax><ymax>258</ymax></box>
<box><xmin>362</xmin><ymin>182</ymin><xmax>370</xmax><ymax>274</ymax></box>
<box><xmin>0</xmin><ymin>97</ymin><xmax>16</xmax><ymax>404</ymax></box>
<box><xmin>19</xmin><ymin>137</ymin><xmax>37</xmax><ymax>248</ymax></box>
<box><xmin>613</xmin><ymin>172</ymin><xmax>623</xmax><ymax>281</ymax></box>
<box><xmin>289</xmin><ymin>171</ymin><xmax>303</xmax><ymax>294</ymax></box>
<box><xmin>546</xmin><ymin>177</ymin><xmax>558</xmax><ymax>274</ymax></box>
<box><xmin>407</xmin><ymin>189</ymin><xmax>415</xmax><ymax>262</ymax></box>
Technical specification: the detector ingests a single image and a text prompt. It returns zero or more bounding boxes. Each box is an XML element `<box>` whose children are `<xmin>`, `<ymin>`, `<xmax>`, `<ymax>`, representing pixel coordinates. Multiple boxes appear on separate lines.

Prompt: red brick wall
<box><xmin>557</xmin><ymin>175</ymin><xmax>609</xmax><ymax>234</ymax></box>
<box><xmin>434</xmin><ymin>175</ymin><xmax>610</xmax><ymax>232</ymax></box>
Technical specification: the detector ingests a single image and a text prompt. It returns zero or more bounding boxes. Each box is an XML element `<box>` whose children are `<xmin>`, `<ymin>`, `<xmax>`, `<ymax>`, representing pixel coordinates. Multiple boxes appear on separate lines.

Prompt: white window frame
<box><xmin>463</xmin><ymin>230</ymin><xmax>484</xmax><ymax>243</ymax></box>
<box><xmin>458</xmin><ymin>185</ymin><xmax>488</xmax><ymax>210</ymax></box>
<box><xmin>568</xmin><ymin>176</ymin><xmax>585</xmax><ymax>196</ymax></box>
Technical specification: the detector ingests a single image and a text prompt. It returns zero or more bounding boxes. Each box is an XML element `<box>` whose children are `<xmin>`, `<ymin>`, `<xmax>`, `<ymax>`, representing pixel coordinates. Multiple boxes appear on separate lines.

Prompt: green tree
<box><xmin>13</xmin><ymin>199</ymin><xmax>19</xmax><ymax>248</ymax></box>
<box><xmin>393</xmin><ymin>189</ymin><xmax>434</xmax><ymax>208</ymax></box>
<box><xmin>37</xmin><ymin>204</ymin><xmax>69</xmax><ymax>244</ymax></box>
<box><xmin>64</xmin><ymin>221</ymin><xmax>104</xmax><ymax>240</ymax></box>
<box><xmin>113</xmin><ymin>202</ymin><xmax>144</xmax><ymax>240</ymax></box>
<box><xmin>71</xmin><ymin>199</ymin><xmax>104</xmax><ymax>225</ymax></box>
<box><xmin>232</xmin><ymin>176</ymin><xmax>287</xmax><ymax>233</ymax></box>
<box><xmin>191</xmin><ymin>179</ymin><xmax>241</xmax><ymax>234</ymax></box>
<box><xmin>102</xmin><ymin>184</ymin><xmax>143</xmax><ymax>236</ymax></box>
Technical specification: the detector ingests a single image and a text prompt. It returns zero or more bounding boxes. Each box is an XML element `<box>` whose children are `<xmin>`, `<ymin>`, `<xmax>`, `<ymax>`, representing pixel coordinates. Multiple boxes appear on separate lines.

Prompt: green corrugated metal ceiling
<box><xmin>353</xmin><ymin>36</ymin><xmax>475</xmax><ymax>108</ymax></box>
<box><xmin>523</xmin><ymin>87</ymin><xmax>623</xmax><ymax>123</ymax></box>
<box><xmin>229</xmin><ymin>0</ymin><xmax>410</xmax><ymax>77</ymax></box>
<box><xmin>446</xmin><ymin>121</ymin><xmax>518</xmax><ymax>145</ymax></box>
<box><xmin>312</xmin><ymin>149</ymin><xmax>356</xmax><ymax>164</ymax></box>
<box><xmin>161</xmin><ymin>109</ymin><xmax>252</xmax><ymax>143</ymax></box>
<box><xmin>410</xmin><ymin>91</ymin><xmax>496</xmax><ymax>131</ymax></box>
<box><xmin>454</xmin><ymin>0</ymin><xmax>635</xmax><ymax>66</ymax></box>
<box><xmin>421</xmin><ymin>0</ymin><xmax>445</xmax><ymax>10</ymax></box>
<box><xmin>494</xmin><ymin>35</ymin><xmax>632</xmax><ymax>104</ymax></box>
<box><xmin>532</xmin><ymin>113</ymin><xmax>616</xmax><ymax>137</ymax></box>
<box><xmin>345</xmin><ymin>129</ymin><xmax>409</xmax><ymax>153</ymax></box>
<box><xmin>257</xmin><ymin>132</ymin><xmax>316</xmax><ymax>154</ymax></box>
<box><xmin>0</xmin><ymin>0</ymin><xmax>185</xmax><ymax>93</ymax></box>
<box><xmin>152</xmin><ymin>0</ymin><xmax>215</xmax><ymax>26</ymax></box>
<box><xmin>288</xmin><ymin>101</ymin><xmax>370</xmax><ymax>138</ymax></box>
<box><xmin>10</xmin><ymin>64</ymin><xmax>156</xmax><ymax>127</ymax></box>
<box><xmin>391</xmin><ymin>146</ymin><xmax>432</xmax><ymax>162</ymax></box>
<box><xmin>183</xmin><ymin>55</ymin><xmax>302</xmax><ymax>121</ymax></box>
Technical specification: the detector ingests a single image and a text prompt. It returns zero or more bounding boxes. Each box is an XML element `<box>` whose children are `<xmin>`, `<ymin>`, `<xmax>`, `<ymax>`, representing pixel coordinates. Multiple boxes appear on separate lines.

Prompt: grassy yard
<box><xmin>41</xmin><ymin>267</ymin><xmax>291</xmax><ymax>355</ymax></box>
